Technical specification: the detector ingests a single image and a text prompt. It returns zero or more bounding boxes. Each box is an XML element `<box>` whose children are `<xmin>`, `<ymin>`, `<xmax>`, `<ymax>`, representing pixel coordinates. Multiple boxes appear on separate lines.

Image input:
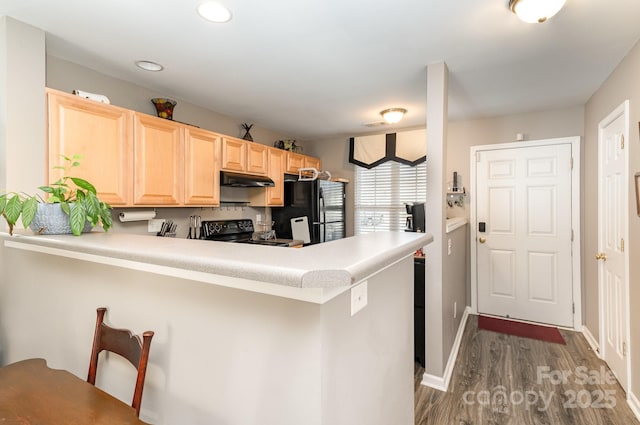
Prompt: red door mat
<box><xmin>478</xmin><ymin>315</ymin><xmax>566</xmax><ymax>345</ymax></box>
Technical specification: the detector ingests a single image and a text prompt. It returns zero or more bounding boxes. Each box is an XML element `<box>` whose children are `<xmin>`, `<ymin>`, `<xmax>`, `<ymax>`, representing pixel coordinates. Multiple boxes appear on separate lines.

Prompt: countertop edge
<box><xmin>1</xmin><ymin>231</ymin><xmax>433</xmax><ymax>303</ymax></box>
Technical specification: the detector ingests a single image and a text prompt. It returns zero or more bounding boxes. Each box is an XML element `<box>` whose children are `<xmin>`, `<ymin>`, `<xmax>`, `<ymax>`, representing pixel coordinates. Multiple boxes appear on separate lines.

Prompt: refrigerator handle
<box><xmin>319</xmin><ymin>187</ymin><xmax>326</xmax><ymax>242</ymax></box>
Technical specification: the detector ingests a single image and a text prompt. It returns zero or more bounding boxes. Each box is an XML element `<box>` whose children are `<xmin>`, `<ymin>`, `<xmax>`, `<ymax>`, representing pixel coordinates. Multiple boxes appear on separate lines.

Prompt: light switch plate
<box><xmin>148</xmin><ymin>219</ymin><xmax>165</xmax><ymax>233</ymax></box>
<box><xmin>351</xmin><ymin>281</ymin><xmax>368</xmax><ymax>316</ymax></box>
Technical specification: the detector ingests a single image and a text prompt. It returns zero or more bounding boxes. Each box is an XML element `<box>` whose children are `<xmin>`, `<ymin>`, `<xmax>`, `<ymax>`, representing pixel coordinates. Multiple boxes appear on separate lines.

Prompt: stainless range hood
<box><xmin>220</xmin><ymin>171</ymin><xmax>275</xmax><ymax>187</ymax></box>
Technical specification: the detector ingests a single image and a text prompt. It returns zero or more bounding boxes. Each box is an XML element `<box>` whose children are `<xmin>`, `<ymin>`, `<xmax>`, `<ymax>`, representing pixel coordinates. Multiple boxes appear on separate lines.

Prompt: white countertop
<box><xmin>2</xmin><ymin>231</ymin><xmax>432</xmax><ymax>303</ymax></box>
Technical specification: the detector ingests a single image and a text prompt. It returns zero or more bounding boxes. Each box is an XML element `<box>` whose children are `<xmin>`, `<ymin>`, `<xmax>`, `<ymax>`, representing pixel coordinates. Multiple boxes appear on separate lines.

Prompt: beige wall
<box><xmin>46</xmin><ymin>55</ymin><xmax>293</xmax><ymax>149</ymax></box>
<box><xmin>584</xmin><ymin>39</ymin><xmax>640</xmax><ymax>397</ymax></box>
<box><xmin>446</xmin><ymin>105</ymin><xmax>585</xmax><ymax>219</ymax></box>
<box><xmin>0</xmin><ymin>17</ymin><xmax>46</xmax><ymax>202</ymax></box>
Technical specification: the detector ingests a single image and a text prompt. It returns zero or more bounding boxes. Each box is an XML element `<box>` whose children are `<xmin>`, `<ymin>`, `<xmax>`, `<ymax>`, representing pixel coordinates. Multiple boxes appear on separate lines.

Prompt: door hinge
<box><xmin>476</xmin><ymin>152</ymin><xmax>481</xmax><ymax>162</ymax></box>
<box><xmin>621</xmin><ymin>134</ymin><xmax>625</xmax><ymax>150</ymax></box>
<box><xmin>571</xmin><ymin>229</ymin><xmax>574</xmax><ymax>242</ymax></box>
<box><xmin>623</xmin><ymin>341</ymin><xmax>627</xmax><ymax>356</ymax></box>
<box><xmin>570</xmin><ymin>157</ymin><xmax>574</xmax><ymax>170</ymax></box>
<box><xmin>621</xmin><ymin>238</ymin><xmax>625</xmax><ymax>252</ymax></box>
<box><xmin>572</xmin><ymin>303</ymin><xmax>575</xmax><ymax>314</ymax></box>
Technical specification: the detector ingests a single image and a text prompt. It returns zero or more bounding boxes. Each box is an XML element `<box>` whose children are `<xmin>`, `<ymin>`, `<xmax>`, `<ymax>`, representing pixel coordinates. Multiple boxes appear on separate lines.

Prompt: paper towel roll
<box><xmin>73</xmin><ymin>89</ymin><xmax>111</xmax><ymax>104</ymax></box>
<box><xmin>119</xmin><ymin>210</ymin><xmax>156</xmax><ymax>222</ymax></box>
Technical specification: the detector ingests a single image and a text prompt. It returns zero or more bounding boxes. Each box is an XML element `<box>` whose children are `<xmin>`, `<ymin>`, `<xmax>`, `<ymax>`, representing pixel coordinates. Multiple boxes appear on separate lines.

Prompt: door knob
<box><xmin>595</xmin><ymin>252</ymin><xmax>607</xmax><ymax>261</ymax></box>
<box><xmin>478</xmin><ymin>237</ymin><xmax>486</xmax><ymax>244</ymax></box>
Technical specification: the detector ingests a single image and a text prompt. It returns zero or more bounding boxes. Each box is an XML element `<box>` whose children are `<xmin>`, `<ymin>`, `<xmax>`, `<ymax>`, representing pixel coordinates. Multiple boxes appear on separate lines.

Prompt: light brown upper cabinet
<box><xmin>285</xmin><ymin>152</ymin><xmax>322</xmax><ymax>175</ymax></box>
<box><xmin>303</xmin><ymin>155</ymin><xmax>322</xmax><ymax>171</ymax></box>
<box><xmin>265</xmin><ymin>148</ymin><xmax>286</xmax><ymax>206</ymax></box>
<box><xmin>221</xmin><ymin>137</ymin><xmax>268</xmax><ymax>175</ymax></box>
<box><xmin>220</xmin><ymin>137</ymin><xmax>247</xmax><ymax>172</ymax></box>
<box><xmin>285</xmin><ymin>152</ymin><xmax>305</xmax><ymax>174</ymax></box>
<box><xmin>47</xmin><ymin>89</ymin><xmax>133</xmax><ymax>206</ymax></box>
<box><xmin>247</xmin><ymin>143</ymin><xmax>268</xmax><ymax>175</ymax></box>
<box><xmin>184</xmin><ymin>128</ymin><xmax>220</xmax><ymax>206</ymax></box>
<box><xmin>133</xmin><ymin>113</ymin><xmax>184</xmax><ymax>205</ymax></box>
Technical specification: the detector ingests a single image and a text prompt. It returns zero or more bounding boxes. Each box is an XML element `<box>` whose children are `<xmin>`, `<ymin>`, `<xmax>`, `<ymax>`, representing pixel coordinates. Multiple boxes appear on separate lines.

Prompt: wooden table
<box><xmin>0</xmin><ymin>358</ymin><xmax>149</xmax><ymax>424</ymax></box>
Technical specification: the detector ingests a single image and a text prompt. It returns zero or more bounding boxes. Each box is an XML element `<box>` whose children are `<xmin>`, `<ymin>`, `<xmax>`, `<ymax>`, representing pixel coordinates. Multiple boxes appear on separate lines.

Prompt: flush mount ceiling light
<box><xmin>197</xmin><ymin>2</ymin><xmax>232</xmax><ymax>23</ymax></box>
<box><xmin>509</xmin><ymin>0</ymin><xmax>567</xmax><ymax>23</ymax></box>
<box><xmin>380</xmin><ymin>108</ymin><xmax>407</xmax><ymax>124</ymax></box>
<box><xmin>135</xmin><ymin>60</ymin><xmax>163</xmax><ymax>72</ymax></box>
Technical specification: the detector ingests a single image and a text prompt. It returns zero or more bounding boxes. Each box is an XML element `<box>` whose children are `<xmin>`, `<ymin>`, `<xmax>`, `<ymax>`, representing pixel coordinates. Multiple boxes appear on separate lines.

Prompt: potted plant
<box><xmin>0</xmin><ymin>155</ymin><xmax>113</xmax><ymax>236</ymax></box>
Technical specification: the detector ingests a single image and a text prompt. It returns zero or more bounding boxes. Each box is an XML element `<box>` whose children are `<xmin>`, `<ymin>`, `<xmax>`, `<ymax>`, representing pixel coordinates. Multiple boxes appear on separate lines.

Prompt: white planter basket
<box><xmin>28</xmin><ymin>203</ymin><xmax>92</xmax><ymax>235</ymax></box>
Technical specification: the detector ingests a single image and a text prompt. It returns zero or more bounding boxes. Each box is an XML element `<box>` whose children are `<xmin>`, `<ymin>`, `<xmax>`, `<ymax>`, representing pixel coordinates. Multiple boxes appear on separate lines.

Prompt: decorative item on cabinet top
<box><xmin>151</xmin><ymin>98</ymin><xmax>177</xmax><ymax>120</ymax></box>
<box><xmin>72</xmin><ymin>89</ymin><xmax>110</xmax><ymax>104</ymax></box>
<box><xmin>274</xmin><ymin>139</ymin><xmax>299</xmax><ymax>152</ymax></box>
<box><xmin>241</xmin><ymin>123</ymin><xmax>254</xmax><ymax>141</ymax></box>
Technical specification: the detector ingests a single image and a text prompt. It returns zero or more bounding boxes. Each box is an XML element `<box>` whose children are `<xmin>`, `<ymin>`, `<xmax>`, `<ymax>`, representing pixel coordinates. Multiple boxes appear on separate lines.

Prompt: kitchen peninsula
<box><xmin>0</xmin><ymin>230</ymin><xmax>432</xmax><ymax>425</ymax></box>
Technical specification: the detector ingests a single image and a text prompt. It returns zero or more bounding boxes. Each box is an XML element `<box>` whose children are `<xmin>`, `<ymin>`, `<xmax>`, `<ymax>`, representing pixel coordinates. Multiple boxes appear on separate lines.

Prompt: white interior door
<box><xmin>598</xmin><ymin>102</ymin><xmax>629</xmax><ymax>391</ymax></box>
<box><xmin>476</xmin><ymin>143</ymin><xmax>573</xmax><ymax>327</ymax></box>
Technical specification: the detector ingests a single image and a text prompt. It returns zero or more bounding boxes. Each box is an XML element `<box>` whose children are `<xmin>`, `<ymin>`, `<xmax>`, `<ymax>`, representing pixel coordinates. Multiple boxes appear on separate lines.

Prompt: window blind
<box><xmin>354</xmin><ymin>161</ymin><xmax>427</xmax><ymax>234</ymax></box>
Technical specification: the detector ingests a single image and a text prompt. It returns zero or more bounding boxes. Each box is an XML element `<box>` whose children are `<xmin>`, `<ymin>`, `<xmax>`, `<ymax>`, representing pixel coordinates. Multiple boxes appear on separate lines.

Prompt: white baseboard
<box><xmin>582</xmin><ymin>325</ymin><xmax>600</xmax><ymax>356</ymax></box>
<box><xmin>628</xmin><ymin>391</ymin><xmax>640</xmax><ymax>421</ymax></box>
<box><xmin>421</xmin><ymin>306</ymin><xmax>471</xmax><ymax>392</ymax></box>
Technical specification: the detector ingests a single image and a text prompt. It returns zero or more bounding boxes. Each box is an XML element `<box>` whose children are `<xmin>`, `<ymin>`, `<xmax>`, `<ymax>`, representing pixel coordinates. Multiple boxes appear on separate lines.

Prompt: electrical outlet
<box><xmin>447</xmin><ymin>238</ymin><xmax>452</xmax><ymax>255</ymax></box>
<box><xmin>148</xmin><ymin>219</ymin><xmax>165</xmax><ymax>233</ymax></box>
<box><xmin>351</xmin><ymin>281</ymin><xmax>368</xmax><ymax>316</ymax></box>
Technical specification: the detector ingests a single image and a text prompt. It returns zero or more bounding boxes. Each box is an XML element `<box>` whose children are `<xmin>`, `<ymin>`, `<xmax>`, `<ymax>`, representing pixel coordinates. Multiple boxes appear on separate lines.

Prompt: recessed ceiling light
<box><xmin>197</xmin><ymin>2</ymin><xmax>232</xmax><ymax>23</ymax></box>
<box><xmin>135</xmin><ymin>60</ymin><xmax>163</xmax><ymax>72</ymax></box>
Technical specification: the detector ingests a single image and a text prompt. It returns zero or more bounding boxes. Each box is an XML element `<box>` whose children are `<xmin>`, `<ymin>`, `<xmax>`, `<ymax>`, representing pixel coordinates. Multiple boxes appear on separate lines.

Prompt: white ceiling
<box><xmin>2</xmin><ymin>0</ymin><xmax>640</xmax><ymax>140</ymax></box>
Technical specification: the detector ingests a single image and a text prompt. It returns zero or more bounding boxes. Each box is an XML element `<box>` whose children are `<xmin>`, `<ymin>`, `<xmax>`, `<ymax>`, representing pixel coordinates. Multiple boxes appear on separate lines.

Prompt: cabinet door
<box><xmin>184</xmin><ymin>128</ymin><xmax>220</xmax><ymax>206</ymax></box>
<box><xmin>133</xmin><ymin>114</ymin><xmax>184</xmax><ymax>205</ymax></box>
<box><xmin>286</xmin><ymin>152</ymin><xmax>305</xmax><ymax>174</ymax></box>
<box><xmin>47</xmin><ymin>89</ymin><xmax>133</xmax><ymax>206</ymax></box>
<box><xmin>304</xmin><ymin>155</ymin><xmax>322</xmax><ymax>171</ymax></box>
<box><xmin>221</xmin><ymin>137</ymin><xmax>247</xmax><ymax>172</ymax></box>
<box><xmin>247</xmin><ymin>143</ymin><xmax>268</xmax><ymax>175</ymax></box>
<box><xmin>265</xmin><ymin>148</ymin><xmax>286</xmax><ymax>206</ymax></box>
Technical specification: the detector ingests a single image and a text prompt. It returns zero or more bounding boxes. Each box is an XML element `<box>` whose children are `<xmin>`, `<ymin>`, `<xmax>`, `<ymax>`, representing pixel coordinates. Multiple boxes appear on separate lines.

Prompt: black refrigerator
<box><xmin>272</xmin><ymin>179</ymin><xmax>346</xmax><ymax>244</ymax></box>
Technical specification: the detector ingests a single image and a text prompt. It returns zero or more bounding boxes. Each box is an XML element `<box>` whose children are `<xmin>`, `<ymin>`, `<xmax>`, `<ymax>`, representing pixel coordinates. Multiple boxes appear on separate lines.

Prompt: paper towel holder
<box><xmin>118</xmin><ymin>209</ymin><xmax>157</xmax><ymax>222</ymax></box>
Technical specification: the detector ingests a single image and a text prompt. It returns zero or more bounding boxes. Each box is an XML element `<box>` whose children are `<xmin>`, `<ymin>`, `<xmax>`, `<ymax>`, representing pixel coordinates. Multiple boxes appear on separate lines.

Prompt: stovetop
<box><xmin>201</xmin><ymin>219</ymin><xmax>254</xmax><ymax>241</ymax></box>
<box><xmin>200</xmin><ymin>219</ymin><xmax>291</xmax><ymax>246</ymax></box>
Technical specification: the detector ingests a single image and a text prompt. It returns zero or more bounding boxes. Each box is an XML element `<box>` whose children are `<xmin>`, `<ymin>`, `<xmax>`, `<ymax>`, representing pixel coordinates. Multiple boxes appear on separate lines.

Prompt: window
<box><xmin>354</xmin><ymin>161</ymin><xmax>426</xmax><ymax>234</ymax></box>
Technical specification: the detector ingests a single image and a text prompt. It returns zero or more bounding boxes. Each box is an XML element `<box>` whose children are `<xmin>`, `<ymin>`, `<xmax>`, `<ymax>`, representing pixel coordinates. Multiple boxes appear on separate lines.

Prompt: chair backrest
<box><xmin>87</xmin><ymin>307</ymin><xmax>154</xmax><ymax>417</ymax></box>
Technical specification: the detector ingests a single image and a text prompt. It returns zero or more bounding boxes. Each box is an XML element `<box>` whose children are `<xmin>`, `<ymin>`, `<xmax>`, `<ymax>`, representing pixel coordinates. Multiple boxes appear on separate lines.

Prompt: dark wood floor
<box><xmin>415</xmin><ymin>315</ymin><xmax>639</xmax><ymax>425</ymax></box>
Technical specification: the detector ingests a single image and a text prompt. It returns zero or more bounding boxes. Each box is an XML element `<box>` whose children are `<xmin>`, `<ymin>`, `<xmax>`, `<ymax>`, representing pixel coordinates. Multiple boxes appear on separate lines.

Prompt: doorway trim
<box><xmin>469</xmin><ymin>137</ymin><xmax>582</xmax><ymax>330</ymax></box>
<box><xmin>597</xmin><ymin>100</ymin><xmax>631</xmax><ymax>393</ymax></box>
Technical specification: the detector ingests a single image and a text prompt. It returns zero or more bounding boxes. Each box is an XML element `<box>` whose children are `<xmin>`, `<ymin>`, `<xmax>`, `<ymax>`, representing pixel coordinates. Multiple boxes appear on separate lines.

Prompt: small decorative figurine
<box><xmin>274</xmin><ymin>139</ymin><xmax>298</xmax><ymax>152</ymax></box>
<box><xmin>241</xmin><ymin>123</ymin><xmax>254</xmax><ymax>141</ymax></box>
<box><xmin>151</xmin><ymin>98</ymin><xmax>177</xmax><ymax>120</ymax></box>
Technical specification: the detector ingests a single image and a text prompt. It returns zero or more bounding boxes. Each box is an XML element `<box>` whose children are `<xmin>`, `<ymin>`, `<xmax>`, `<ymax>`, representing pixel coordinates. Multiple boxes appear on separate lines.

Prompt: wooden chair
<box><xmin>87</xmin><ymin>307</ymin><xmax>154</xmax><ymax>417</ymax></box>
